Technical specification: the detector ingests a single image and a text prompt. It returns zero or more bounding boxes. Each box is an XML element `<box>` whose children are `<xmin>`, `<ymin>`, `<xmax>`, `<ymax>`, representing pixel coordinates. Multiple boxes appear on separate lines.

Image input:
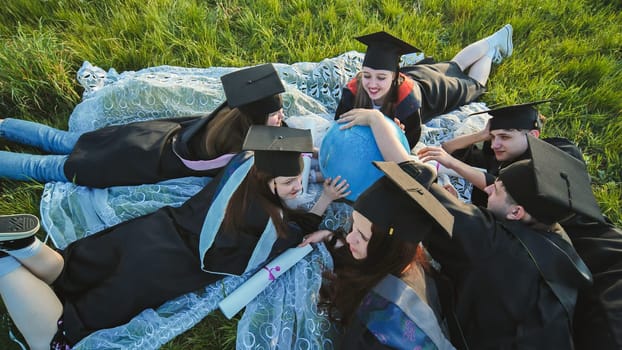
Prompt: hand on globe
<box><xmin>337</xmin><ymin>108</ymin><xmax>384</xmax><ymax>130</ymax></box>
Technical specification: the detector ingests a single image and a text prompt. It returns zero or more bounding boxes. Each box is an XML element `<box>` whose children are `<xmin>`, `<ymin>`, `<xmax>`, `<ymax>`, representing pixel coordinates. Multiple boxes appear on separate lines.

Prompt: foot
<box><xmin>487</xmin><ymin>24</ymin><xmax>513</xmax><ymax>61</ymax></box>
<box><xmin>0</xmin><ymin>214</ymin><xmax>40</xmax><ymax>241</ymax></box>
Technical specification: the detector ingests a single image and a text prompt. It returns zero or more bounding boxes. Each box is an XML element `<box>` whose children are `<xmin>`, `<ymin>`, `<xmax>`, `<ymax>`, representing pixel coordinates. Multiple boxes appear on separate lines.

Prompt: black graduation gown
<box><xmin>399</xmin><ymin>62</ymin><xmax>485</xmax><ymax>125</ymax></box>
<box><xmin>452</xmin><ymin>137</ymin><xmax>622</xmax><ymax>347</ymax></box>
<box><xmin>400</xmin><ymin>161</ymin><xmax>591</xmax><ymax>349</ymax></box>
<box><xmin>561</xmin><ymin>215</ymin><xmax>622</xmax><ymax>350</ymax></box>
<box><xmin>63</xmin><ymin>104</ymin><xmax>231</xmax><ymax>188</ymax></box>
<box><xmin>53</xmin><ymin>152</ymin><xmax>321</xmax><ymax>345</ymax></box>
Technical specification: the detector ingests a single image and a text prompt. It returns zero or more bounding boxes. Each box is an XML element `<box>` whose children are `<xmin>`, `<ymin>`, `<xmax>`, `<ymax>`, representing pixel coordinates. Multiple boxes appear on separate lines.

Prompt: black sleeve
<box><xmin>450</xmin><ymin>141</ymin><xmax>493</xmax><ymax>169</ymax></box>
<box><xmin>544</xmin><ymin>137</ymin><xmax>585</xmax><ymax>163</ymax></box>
<box><xmin>334</xmin><ymin>88</ymin><xmax>354</xmax><ymax>120</ymax></box>
<box><xmin>399</xmin><ymin>161</ymin><xmax>500</xmax><ymax>270</ymax></box>
<box><xmin>450</xmin><ymin>141</ymin><xmax>497</xmax><ymax>187</ymax></box>
<box><xmin>403</xmin><ymin>113</ymin><xmax>423</xmax><ymax>148</ymax></box>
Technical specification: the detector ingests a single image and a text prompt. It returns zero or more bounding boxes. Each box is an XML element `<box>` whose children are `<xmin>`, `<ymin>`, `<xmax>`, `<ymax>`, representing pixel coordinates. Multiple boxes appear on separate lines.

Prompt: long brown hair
<box><xmin>203</xmin><ymin>108</ymin><xmax>269</xmax><ymax>158</ymax></box>
<box><xmin>221</xmin><ymin>166</ymin><xmax>290</xmax><ymax>239</ymax></box>
<box><xmin>320</xmin><ymin>223</ymin><xmax>428</xmax><ymax>325</ymax></box>
<box><xmin>352</xmin><ymin>71</ymin><xmax>404</xmax><ymax>118</ymax></box>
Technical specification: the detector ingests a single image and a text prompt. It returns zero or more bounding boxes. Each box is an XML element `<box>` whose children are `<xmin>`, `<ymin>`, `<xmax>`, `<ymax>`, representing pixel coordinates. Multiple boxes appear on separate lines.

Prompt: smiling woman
<box><xmin>335</xmin><ymin>26</ymin><xmax>513</xmax><ymax>148</ymax></box>
<box><xmin>272</xmin><ymin>175</ymin><xmax>304</xmax><ymax>200</ymax></box>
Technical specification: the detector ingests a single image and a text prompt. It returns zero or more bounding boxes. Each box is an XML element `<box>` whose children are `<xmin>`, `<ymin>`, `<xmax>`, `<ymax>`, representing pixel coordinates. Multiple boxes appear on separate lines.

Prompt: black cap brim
<box><xmin>356</xmin><ymin>31</ymin><xmax>421</xmax><ymax>71</ymax></box>
<box><xmin>243</xmin><ymin>125</ymin><xmax>313</xmax><ymax>177</ymax></box>
<box><xmin>470</xmin><ymin>99</ymin><xmax>553</xmax><ymax>131</ymax></box>
<box><xmin>354</xmin><ymin>161</ymin><xmax>453</xmax><ymax>243</ymax></box>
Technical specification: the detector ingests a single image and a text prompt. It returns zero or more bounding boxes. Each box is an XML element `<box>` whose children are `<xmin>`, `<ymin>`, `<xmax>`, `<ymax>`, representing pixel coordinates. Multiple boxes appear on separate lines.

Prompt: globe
<box><xmin>319</xmin><ymin>117</ymin><xmax>411</xmax><ymax>202</ymax></box>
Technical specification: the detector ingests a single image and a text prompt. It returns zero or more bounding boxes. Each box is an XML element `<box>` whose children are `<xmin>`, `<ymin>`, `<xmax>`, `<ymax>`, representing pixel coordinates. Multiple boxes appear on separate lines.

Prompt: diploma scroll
<box><xmin>301</xmin><ymin>153</ymin><xmax>312</xmax><ymax>194</ymax></box>
<box><xmin>218</xmin><ymin>244</ymin><xmax>314</xmax><ymax>319</ymax></box>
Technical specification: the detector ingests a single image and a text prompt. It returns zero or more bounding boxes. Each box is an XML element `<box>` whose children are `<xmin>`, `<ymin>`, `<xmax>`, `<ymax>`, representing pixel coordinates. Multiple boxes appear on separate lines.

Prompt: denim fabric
<box><xmin>0</xmin><ymin>119</ymin><xmax>77</xmax><ymax>182</ymax></box>
<box><xmin>0</xmin><ymin>151</ymin><xmax>69</xmax><ymax>182</ymax></box>
<box><xmin>0</xmin><ymin>118</ymin><xmax>81</xmax><ymax>154</ymax></box>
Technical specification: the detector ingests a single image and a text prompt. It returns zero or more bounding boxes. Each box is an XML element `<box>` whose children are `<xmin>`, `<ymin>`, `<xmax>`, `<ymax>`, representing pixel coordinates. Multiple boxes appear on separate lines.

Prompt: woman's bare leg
<box><xmin>0</xmin><ymin>265</ymin><xmax>62</xmax><ymax>350</ymax></box>
<box><xmin>14</xmin><ymin>242</ymin><xmax>64</xmax><ymax>284</ymax></box>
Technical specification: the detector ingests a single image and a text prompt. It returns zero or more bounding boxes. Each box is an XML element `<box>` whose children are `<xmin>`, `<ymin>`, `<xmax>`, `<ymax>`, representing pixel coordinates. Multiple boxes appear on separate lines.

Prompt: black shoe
<box><xmin>0</xmin><ymin>214</ymin><xmax>40</xmax><ymax>241</ymax></box>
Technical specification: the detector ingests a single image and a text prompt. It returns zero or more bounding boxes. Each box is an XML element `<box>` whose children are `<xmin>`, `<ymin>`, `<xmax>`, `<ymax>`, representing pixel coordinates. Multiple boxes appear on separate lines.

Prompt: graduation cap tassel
<box><xmin>560</xmin><ymin>172</ymin><xmax>573</xmax><ymax>210</ymax></box>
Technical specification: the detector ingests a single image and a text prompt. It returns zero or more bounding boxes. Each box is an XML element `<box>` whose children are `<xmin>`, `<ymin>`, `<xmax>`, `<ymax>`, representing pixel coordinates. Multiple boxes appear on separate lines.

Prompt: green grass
<box><xmin>0</xmin><ymin>0</ymin><xmax>620</xmax><ymax>348</ymax></box>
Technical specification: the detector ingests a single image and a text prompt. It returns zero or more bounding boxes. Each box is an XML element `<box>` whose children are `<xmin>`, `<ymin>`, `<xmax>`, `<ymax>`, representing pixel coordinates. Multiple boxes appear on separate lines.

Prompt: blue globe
<box><xmin>319</xmin><ymin>117</ymin><xmax>411</xmax><ymax>202</ymax></box>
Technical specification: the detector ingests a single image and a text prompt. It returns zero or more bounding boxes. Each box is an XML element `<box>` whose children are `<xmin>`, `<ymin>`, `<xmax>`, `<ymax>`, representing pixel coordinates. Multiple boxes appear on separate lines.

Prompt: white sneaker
<box><xmin>491</xmin><ymin>47</ymin><xmax>503</xmax><ymax>64</ymax></box>
<box><xmin>488</xmin><ymin>24</ymin><xmax>513</xmax><ymax>61</ymax></box>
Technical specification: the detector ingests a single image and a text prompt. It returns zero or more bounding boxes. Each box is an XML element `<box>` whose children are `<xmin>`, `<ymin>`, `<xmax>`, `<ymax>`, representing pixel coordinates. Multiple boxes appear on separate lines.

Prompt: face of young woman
<box><xmin>345</xmin><ymin>210</ymin><xmax>372</xmax><ymax>260</ymax></box>
<box><xmin>266</xmin><ymin>108</ymin><xmax>285</xmax><ymax>127</ymax></box>
<box><xmin>272</xmin><ymin>174</ymin><xmax>303</xmax><ymax>200</ymax></box>
<box><xmin>361</xmin><ymin>66</ymin><xmax>396</xmax><ymax>105</ymax></box>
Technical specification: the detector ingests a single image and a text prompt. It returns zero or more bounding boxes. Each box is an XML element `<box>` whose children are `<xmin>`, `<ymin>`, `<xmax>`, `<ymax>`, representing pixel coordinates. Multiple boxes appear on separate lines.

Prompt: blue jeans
<box><xmin>0</xmin><ymin>118</ymin><xmax>82</xmax><ymax>182</ymax></box>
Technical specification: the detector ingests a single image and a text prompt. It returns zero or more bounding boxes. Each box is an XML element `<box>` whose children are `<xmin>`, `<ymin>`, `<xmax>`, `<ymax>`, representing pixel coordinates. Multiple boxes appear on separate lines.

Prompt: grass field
<box><xmin>0</xmin><ymin>0</ymin><xmax>620</xmax><ymax>348</ymax></box>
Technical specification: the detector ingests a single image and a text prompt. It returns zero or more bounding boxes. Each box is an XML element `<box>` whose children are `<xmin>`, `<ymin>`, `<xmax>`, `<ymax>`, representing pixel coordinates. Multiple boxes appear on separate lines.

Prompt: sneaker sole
<box><xmin>504</xmin><ymin>24</ymin><xmax>513</xmax><ymax>58</ymax></box>
<box><xmin>0</xmin><ymin>214</ymin><xmax>40</xmax><ymax>241</ymax></box>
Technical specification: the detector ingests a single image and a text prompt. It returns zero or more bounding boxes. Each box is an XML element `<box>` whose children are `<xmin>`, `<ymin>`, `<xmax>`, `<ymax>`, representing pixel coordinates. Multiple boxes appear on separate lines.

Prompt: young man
<box><xmin>416</xmin><ymin>100</ymin><xmax>560</xmax><ymax>206</ymax></box>
<box><xmin>415</xmin><ymin>101</ymin><xmax>622</xmax><ymax>349</ymax></box>
<box><xmin>337</xmin><ymin>111</ymin><xmax>617</xmax><ymax>349</ymax></box>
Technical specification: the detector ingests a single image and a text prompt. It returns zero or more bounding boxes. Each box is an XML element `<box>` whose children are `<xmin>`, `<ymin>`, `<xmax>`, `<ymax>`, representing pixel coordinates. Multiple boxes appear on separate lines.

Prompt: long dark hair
<box><xmin>320</xmin><ymin>223</ymin><xmax>427</xmax><ymax>325</ymax></box>
<box><xmin>204</xmin><ymin>107</ymin><xmax>269</xmax><ymax>157</ymax></box>
<box><xmin>221</xmin><ymin>166</ymin><xmax>290</xmax><ymax>239</ymax></box>
<box><xmin>352</xmin><ymin>71</ymin><xmax>404</xmax><ymax>118</ymax></box>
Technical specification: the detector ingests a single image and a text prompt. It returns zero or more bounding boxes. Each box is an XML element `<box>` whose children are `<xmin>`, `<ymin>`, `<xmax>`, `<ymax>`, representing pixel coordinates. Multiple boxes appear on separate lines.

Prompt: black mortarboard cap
<box><xmin>470</xmin><ymin>100</ymin><xmax>552</xmax><ymax>131</ymax></box>
<box><xmin>353</xmin><ymin>161</ymin><xmax>453</xmax><ymax>243</ymax></box>
<box><xmin>356</xmin><ymin>31</ymin><xmax>421</xmax><ymax>71</ymax></box>
<box><xmin>498</xmin><ymin>135</ymin><xmax>604</xmax><ymax>224</ymax></box>
<box><xmin>221</xmin><ymin>64</ymin><xmax>285</xmax><ymax>120</ymax></box>
<box><xmin>243</xmin><ymin>125</ymin><xmax>313</xmax><ymax>177</ymax></box>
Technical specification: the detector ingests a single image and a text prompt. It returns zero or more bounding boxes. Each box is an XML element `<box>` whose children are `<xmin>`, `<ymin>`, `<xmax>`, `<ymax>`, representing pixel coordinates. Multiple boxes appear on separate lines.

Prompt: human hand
<box><xmin>416</xmin><ymin>146</ymin><xmax>455</xmax><ymax>168</ymax></box>
<box><xmin>298</xmin><ymin>229</ymin><xmax>333</xmax><ymax>247</ymax></box>
<box><xmin>312</xmin><ymin>147</ymin><xmax>320</xmax><ymax>159</ymax></box>
<box><xmin>393</xmin><ymin>118</ymin><xmax>406</xmax><ymax>132</ymax></box>
<box><xmin>337</xmin><ymin>108</ymin><xmax>384</xmax><ymax>130</ymax></box>
<box><xmin>479</xmin><ymin>119</ymin><xmax>492</xmax><ymax>140</ymax></box>
<box><xmin>322</xmin><ymin>176</ymin><xmax>351</xmax><ymax>201</ymax></box>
